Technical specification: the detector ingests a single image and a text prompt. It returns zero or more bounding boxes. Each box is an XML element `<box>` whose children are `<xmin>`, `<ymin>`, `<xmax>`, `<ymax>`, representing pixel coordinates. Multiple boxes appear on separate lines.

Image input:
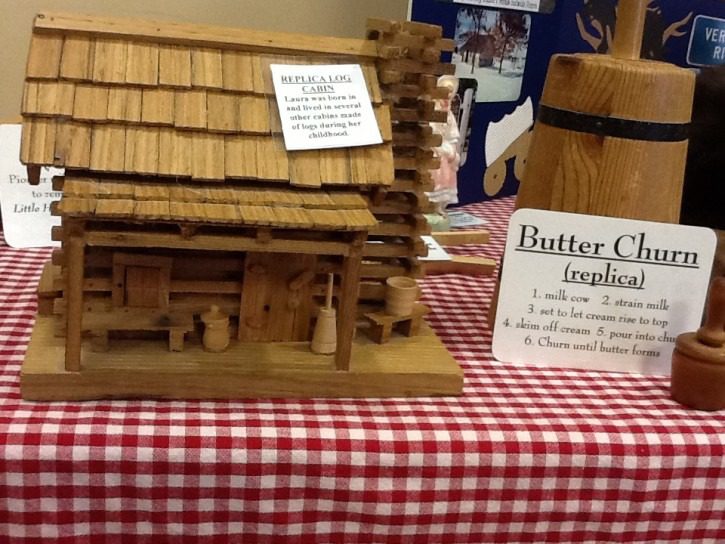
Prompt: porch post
<box><xmin>65</xmin><ymin>222</ymin><xmax>85</xmax><ymax>371</ymax></box>
<box><xmin>334</xmin><ymin>231</ymin><xmax>366</xmax><ymax>371</ymax></box>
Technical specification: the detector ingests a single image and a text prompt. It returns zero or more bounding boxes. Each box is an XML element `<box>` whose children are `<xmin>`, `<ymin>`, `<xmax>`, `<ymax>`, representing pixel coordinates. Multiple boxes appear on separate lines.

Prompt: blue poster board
<box><xmin>411</xmin><ymin>0</ymin><xmax>725</xmax><ymax>205</ymax></box>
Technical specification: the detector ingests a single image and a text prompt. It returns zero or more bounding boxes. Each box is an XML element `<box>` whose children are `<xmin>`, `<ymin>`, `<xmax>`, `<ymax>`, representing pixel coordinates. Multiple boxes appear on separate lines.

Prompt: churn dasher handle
<box><xmin>611</xmin><ymin>0</ymin><xmax>648</xmax><ymax>60</ymax></box>
<box><xmin>697</xmin><ymin>277</ymin><xmax>725</xmax><ymax>348</ymax></box>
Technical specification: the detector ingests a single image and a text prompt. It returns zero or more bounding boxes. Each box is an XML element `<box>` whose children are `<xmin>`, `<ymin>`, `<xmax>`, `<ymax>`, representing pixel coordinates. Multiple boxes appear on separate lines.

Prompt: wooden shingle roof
<box><xmin>20</xmin><ymin>13</ymin><xmax>394</xmax><ymax>188</ymax></box>
<box><xmin>57</xmin><ymin>176</ymin><xmax>377</xmax><ymax>231</ymax></box>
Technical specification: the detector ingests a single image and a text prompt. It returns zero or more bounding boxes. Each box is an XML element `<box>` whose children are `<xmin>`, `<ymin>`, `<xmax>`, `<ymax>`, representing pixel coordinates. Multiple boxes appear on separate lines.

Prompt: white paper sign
<box><xmin>420</xmin><ymin>235</ymin><xmax>452</xmax><ymax>262</ymax></box>
<box><xmin>0</xmin><ymin>124</ymin><xmax>62</xmax><ymax>248</ymax></box>
<box><xmin>493</xmin><ymin>209</ymin><xmax>717</xmax><ymax>375</ymax></box>
<box><xmin>270</xmin><ymin>64</ymin><xmax>383</xmax><ymax>151</ymax></box>
<box><xmin>452</xmin><ymin>0</ymin><xmax>544</xmax><ymax>13</ymax></box>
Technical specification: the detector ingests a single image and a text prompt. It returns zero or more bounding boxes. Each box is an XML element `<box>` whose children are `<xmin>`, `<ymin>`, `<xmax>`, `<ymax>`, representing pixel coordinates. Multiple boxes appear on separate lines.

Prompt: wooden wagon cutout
<box><xmin>19</xmin><ymin>12</ymin><xmax>463</xmax><ymax>400</ymax></box>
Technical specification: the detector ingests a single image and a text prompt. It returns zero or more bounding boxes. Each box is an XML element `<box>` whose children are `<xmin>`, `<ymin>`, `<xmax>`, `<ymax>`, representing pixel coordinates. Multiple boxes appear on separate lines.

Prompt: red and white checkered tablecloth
<box><xmin>0</xmin><ymin>197</ymin><xmax>723</xmax><ymax>544</ymax></box>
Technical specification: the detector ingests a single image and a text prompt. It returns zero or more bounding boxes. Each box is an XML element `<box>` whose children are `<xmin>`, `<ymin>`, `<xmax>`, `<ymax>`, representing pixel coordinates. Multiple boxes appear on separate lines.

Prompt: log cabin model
<box><xmin>19</xmin><ymin>12</ymin><xmax>464</xmax><ymax>400</ymax></box>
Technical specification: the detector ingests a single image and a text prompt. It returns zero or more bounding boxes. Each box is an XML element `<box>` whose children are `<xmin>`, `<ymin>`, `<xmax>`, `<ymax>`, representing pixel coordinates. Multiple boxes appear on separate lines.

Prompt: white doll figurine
<box><xmin>427</xmin><ymin>75</ymin><xmax>461</xmax><ymax>219</ymax></box>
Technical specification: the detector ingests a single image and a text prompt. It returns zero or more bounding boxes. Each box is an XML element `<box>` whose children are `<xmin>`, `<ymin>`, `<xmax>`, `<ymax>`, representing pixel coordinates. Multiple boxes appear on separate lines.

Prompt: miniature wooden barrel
<box><xmin>201</xmin><ymin>305</ymin><xmax>230</xmax><ymax>353</ymax></box>
<box><xmin>516</xmin><ymin>53</ymin><xmax>695</xmax><ymax>223</ymax></box>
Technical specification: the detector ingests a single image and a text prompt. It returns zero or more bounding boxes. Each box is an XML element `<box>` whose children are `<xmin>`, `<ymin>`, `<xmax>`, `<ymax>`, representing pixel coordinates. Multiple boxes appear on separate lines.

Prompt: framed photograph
<box><xmin>452</xmin><ymin>8</ymin><xmax>531</xmax><ymax>102</ymax></box>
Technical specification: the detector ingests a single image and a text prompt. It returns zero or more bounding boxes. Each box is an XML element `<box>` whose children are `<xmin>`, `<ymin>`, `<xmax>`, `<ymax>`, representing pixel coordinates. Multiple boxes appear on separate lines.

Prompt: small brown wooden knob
<box><xmin>671</xmin><ymin>277</ymin><xmax>725</xmax><ymax>411</ymax></box>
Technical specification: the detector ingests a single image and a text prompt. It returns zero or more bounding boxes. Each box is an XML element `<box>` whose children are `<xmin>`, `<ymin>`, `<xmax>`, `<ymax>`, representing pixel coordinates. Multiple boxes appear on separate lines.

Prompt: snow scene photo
<box><xmin>452</xmin><ymin>8</ymin><xmax>531</xmax><ymax>103</ymax></box>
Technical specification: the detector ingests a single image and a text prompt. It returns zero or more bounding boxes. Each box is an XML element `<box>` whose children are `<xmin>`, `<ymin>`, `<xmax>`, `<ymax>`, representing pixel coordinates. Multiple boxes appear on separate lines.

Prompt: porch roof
<box><xmin>57</xmin><ymin>176</ymin><xmax>377</xmax><ymax>231</ymax></box>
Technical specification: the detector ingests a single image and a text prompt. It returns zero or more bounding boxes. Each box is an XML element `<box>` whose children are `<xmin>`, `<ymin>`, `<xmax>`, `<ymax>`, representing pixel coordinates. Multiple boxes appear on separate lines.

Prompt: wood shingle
<box><xmin>58</xmin><ymin>176</ymin><xmax>377</xmax><ymax>231</ymax></box>
<box><xmin>21</xmin><ymin>13</ymin><xmax>393</xmax><ymax>188</ymax></box>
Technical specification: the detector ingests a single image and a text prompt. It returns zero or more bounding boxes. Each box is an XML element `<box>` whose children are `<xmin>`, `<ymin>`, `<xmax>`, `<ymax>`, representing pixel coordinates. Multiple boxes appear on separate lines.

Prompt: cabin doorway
<box><xmin>238</xmin><ymin>252</ymin><xmax>317</xmax><ymax>342</ymax></box>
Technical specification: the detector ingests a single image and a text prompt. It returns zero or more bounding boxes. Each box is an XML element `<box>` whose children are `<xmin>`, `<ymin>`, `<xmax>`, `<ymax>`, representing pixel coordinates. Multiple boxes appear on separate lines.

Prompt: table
<box><xmin>1</xmin><ymin>197</ymin><xmax>723</xmax><ymax>543</ymax></box>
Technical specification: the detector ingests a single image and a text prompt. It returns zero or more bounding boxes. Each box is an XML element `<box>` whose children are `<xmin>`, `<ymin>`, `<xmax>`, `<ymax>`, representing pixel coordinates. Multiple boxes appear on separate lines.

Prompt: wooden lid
<box><xmin>541</xmin><ymin>53</ymin><xmax>695</xmax><ymax>125</ymax></box>
<box><xmin>201</xmin><ymin>304</ymin><xmax>228</xmax><ymax>324</ymax></box>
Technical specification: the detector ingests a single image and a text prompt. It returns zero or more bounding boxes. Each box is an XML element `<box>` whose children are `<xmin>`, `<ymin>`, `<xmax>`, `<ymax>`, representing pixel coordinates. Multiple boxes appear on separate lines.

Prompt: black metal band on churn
<box><xmin>537</xmin><ymin>104</ymin><xmax>690</xmax><ymax>142</ymax></box>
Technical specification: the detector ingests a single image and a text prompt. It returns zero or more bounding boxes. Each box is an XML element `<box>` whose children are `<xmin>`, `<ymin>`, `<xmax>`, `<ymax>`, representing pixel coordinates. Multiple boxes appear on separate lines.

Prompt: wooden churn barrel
<box><xmin>515</xmin><ymin>0</ymin><xmax>695</xmax><ymax>223</ymax></box>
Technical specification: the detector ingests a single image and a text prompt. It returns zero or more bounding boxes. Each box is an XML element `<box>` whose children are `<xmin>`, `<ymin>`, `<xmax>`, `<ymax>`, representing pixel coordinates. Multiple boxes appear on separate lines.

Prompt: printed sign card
<box><xmin>270</xmin><ymin>64</ymin><xmax>382</xmax><ymax>151</ymax></box>
<box><xmin>0</xmin><ymin>124</ymin><xmax>61</xmax><ymax>248</ymax></box>
<box><xmin>420</xmin><ymin>235</ymin><xmax>453</xmax><ymax>262</ymax></box>
<box><xmin>687</xmin><ymin>15</ymin><xmax>725</xmax><ymax>66</ymax></box>
<box><xmin>493</xmin><ymin>209</ymin><xmax>717</xmax><ymax>375</ymax></box>
<box><xmin>445</xmin><ymin>0</ymin><xmax>556</xmax><ymax>14</ymax></box>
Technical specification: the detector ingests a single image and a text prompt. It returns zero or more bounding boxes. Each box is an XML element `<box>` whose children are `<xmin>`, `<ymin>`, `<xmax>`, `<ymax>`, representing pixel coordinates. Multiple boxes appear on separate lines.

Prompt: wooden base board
<box><xmin>21</xmin><ymin>316</ymin><xmax>463</xmax><ymax>400</ymax></box>
<box><xmin>423</xmin><ymin>255</ymin><xmax>496</xmax><ymax>276</ymax></box>
<box><xmin>431</xmin><ymin>230</ymin><xmax>491</xmax><ymax>245</ymax></box>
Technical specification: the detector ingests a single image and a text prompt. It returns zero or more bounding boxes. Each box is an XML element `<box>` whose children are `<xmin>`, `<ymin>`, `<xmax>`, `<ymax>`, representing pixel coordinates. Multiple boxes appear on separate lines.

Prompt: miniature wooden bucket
<box><xmin>516</xmin><ymin>0</ymin><xmax>695</xmax><ymax>223</ymax></box>
<box><xmin>385</xmin><ymin>276</ymin><xmax>420</xmax><ymax>317</ymax></box>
